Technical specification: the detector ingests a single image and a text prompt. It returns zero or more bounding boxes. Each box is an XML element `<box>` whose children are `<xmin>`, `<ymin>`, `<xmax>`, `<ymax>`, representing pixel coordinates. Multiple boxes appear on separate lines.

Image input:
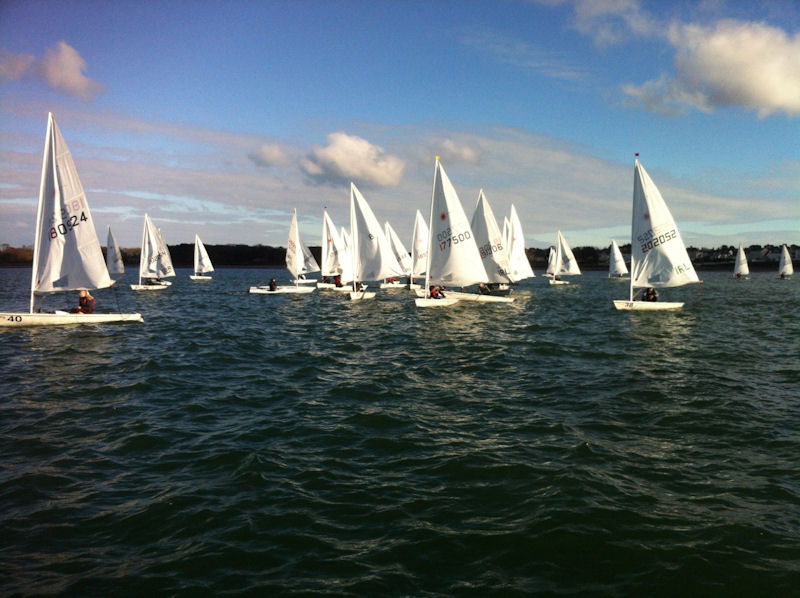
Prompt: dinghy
<box><xmin>613</xmin><ymin>157</ymin><xmax>700</xmax><ymax>311</ymax></box>
<box><xmin>608</xmin><ymin>239</ymin><xmax>629</xmax><ymax>279</ymax></box>
<box><xmin>778</xmin><ymin>245</ymin><xmax>793</xmax><ymax>279</ymax></box>
<box><xmin>471</xmin><ymin>190</ymin><xmax>513</xmax><ymax>294</ymax></box>
<box><xmin>1</xmin><ymin>113</ymin><xmax>142</xmax><ymax>326</ymax></box>
<box><xmin>317</xmin><ymin>209</ymin><xmax>352</xmax><ymax>290</ymax></box>
<box><xmin>416</xmin><ymin>158</ymin><xmax>512</xmax><ymax>307</ymax></box>
<box><xmin>250</xmin><ymin>209</ymin><xmax>316</xmax><ymax>294</ymax></box>
<box><xmin>733</xmin><ymin>244</ymin><xmax>750</xmax><ymax>279</ymax></box>
<box><xmin>106</xmin><ymin>226</ymin><xmax>125</xmax><ymax>278</ymax></box>
<box><xmin>547</xmin><ymin>230</ymin><xmax>581</xmax><ymax>285</ymax></box>
<box><xmin>189</xmin><ymin>234</ymin><xmax>214</xmax><ymax>280</ymax></box>
<box><xmin>381</xmin><ymin>221</ymin><xmax>417</xmax><ymax>289</ymax></box>
<box><xmin>131</xmin><ymin>214</ymin><xmax>175</xmax><ymax>290</ymax></box>
<box><xmin>348</xmin><ymin>183</ymin><xmax>404</xmax><ymax>300</ymax></box>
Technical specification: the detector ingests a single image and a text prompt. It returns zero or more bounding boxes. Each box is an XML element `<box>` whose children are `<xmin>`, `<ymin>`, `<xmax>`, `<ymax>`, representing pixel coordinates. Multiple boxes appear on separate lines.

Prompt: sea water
<box><xmin>1</xmin><ymin>268</ymin><xmax>798</xmax><ymax>596</ymax></box>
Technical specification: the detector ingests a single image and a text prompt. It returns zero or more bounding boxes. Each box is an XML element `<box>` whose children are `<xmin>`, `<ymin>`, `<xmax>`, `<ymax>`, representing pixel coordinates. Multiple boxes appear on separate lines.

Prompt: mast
<box><xmin>350</xmin><ymin>184</ymin><xmax>357</xmax><ymax>293</ymax></box>
<box><xmin>29</xmin><ymin>113</ymin><xmax>54</xmax><ymax>313</ymax></box>
<box><xmin>138</xmin><ymin>214</ymin><xmax>148</xmax><ymax>286</ymax></box>
<box><xmin>629</xmin><ymin>154</ymin><xmax>639</xmax><ymax>301</ymax></box>
<box><xmin>423</xmin><ymin>158</ymin><xmax>439</xmax><ymax>298</ymax></box>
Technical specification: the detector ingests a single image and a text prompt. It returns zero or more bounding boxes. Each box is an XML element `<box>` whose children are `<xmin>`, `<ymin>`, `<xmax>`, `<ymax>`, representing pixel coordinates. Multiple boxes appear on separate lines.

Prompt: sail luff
<box><xmin>29</xmin><ymin>114</ymin><xmax>54</xmax><ymax>313</ymax></box>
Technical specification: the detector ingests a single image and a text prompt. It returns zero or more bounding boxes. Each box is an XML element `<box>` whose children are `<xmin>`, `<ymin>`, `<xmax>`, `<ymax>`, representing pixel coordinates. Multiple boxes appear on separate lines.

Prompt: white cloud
<box><xmin>300</xmin><ymin>132</ymin><xmax>405</xmax><ymax>186</ymax></box>
<box><xmin>571</xmin><ymin>0</ymin><xmax>658</xmax><ymax>46</ymax></box>
<box><xmin>249</xmin><ymin>144</ymin><xmax>288</xmax><ymax>167</ymax></box>
<box><xmin>438</xmin><ymin>139</ymin><xmax>480</xmax><ymax>164</ymax></box>
<box><xmin>0</xmin><ymin>42</ymin><xmax>104</xmax><ymax>100</ymax></box>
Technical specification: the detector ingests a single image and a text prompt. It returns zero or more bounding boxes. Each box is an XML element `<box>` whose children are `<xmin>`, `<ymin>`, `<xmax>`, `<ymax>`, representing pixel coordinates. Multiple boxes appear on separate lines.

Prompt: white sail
<box><xmin>424</xmin><ymin>159</ymin><xmax>488</xmax><ymax>287</ymax></box>
<box><xmin>411</xmin><ymin>209</ymin><xmax>429</xmax><ymax>278</ymax></box>
<box><xmin>321</xmin><ymin>209</ymin><xmax>343</xmax><ymax>278</ymax></box>
<box><xmin>285</xmin><ymin>209</ymin><xmax>320</xmax><ymax>279</ymax></box>
<box><xmin>778</xmin><ymin>245</ymin><xmax>794</xmax><ymax>277</ymax></box>
<box><xmin>614</xmin><ymin>158</ymin><xmax>699</xmax><ymax>311</ymax></box>
<box><xmin>470</xmin><ymin>189</ymin><xmax>511</xmax><ymax>284</ymax></box>
<box><xmin>193</xmin><ymin>234</ymin><xmax>214</xmax><ymax>275</ymax></box>
<box><xmin>106</xmin><ymin>226</ymin><xmax>125</xmax><ymax>276</ymax></box>
<box><xmin>1</xmin><ymin>113</ymin><xmax>141</xmax><ymax>325</ymax></box>
<box><xmin>554</xmin><ymin>231</ymin><xmax>581</xmax><ymax>276</ymax></box>
<box><xmin>350</xmin><ymin>183</ymin><xmax>404</xmax><ymax>283</ymax></box>
<box><xmin>733</xmin><ymin>244</ymin><xmax>749</xmax><ymax>277</ymax></box>
<box><xmin>629</xmin><ymin>160</ymin><xmax>698</xmax><ymax>291</ymax></box>
<box><xmin>385</xmin><ymin>221</ymin><xmax>413</xmax><ymax>275</ymax></box>
<box><xmin>502</xmin><ymin>216</ymin><xmax>511</xmax><ymax>251</ymax></box>
<box><xmin>31</xmin><ymin>113</ymin><xmax>113</xmax><ymax>308</ymax></box>
<box><xmin>137</xmin><ymin>214</ymin><xmax>175</xmax><ymax>284</ymax></box>
<box><xmin>609</xmin><ymin>239</ymin><xmax>628</xmax><ymax>277</ymax></box>
<box><xmin>545</xmin><ymin>247</ymin><xmax>557</xmax><ymax>277</ymax></box>
<box><xmin>507</xmin><ymin>205</ymin><xmax>535</xmax><ymax>281</ymax></box>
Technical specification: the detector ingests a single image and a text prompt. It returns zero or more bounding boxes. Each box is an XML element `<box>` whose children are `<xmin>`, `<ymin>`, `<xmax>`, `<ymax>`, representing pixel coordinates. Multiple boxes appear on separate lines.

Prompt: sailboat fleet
<box><xmin>1</xmin><ymin>115</ymin><xmax>794</xmax><ymax>326</ymax></box>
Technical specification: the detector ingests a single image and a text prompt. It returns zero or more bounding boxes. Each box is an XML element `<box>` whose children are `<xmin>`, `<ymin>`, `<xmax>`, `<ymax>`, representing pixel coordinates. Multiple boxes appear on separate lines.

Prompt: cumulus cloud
<box><xmin>300</xmin><ymin>132</ymin><xmax>405</xmax><ymax>186</ymax></box>
<box><xmin>624</xmin><ymin>20</ymin><xmax>800</xmax><ymax>117</ymax></box>
<box><xmin>437</xmin><ymin>139</ymin><xmax>480</xmax><ymax>164</ymax></box>
<box><xmin>0</xmin><ymin>41</ymin><xmax>104</xmax><ymax>100</ymax></box>
<box><xmin>249</xmin><ymin>144</ymin><xmax>288</xmax><ymax>167</ymax></box>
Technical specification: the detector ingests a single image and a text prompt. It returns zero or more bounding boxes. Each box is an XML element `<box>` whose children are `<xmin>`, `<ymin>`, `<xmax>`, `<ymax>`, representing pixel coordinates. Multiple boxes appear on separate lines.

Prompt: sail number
<box><xmin>638</xmin><ymin>228</ymin><xmax>676</xmax><ymax>253</ymax></box>
<box><xmin>479</xmin><ymin>240</ymin><xmax>504</xmax><ymax>259</ymax></box>
<box><xmin>49</xmin><ymin>211</ymin><xmax>89</xmax><ymax>239</ymax></box>
<box><xmin>437</xmin><ymin>227</ymin><xmax>471</xmax><ymax>251</ymax></box>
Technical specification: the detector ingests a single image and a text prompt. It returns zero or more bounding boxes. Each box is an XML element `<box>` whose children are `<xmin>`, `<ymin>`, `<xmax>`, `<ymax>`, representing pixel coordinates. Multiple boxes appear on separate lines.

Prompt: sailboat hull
<box><xmin>348</xmin><ymin>291</ymin><xmax>376</xmax><ymax>300</ymax></box>
<box><xmin>249</xmin><ymin>286</ymin><xmax>315</xmax><ymax>294</ymax></box>
<box><xmin>613</xmin><ymin>300</ymin><xmax>684</xmax><ymax>311</ymax></box>
<box><xmin>1</xmin><ymin>311</ymin><xmax>143</xmax><ymax>326</ymax></box>
<box><xmin>190</xmin><ymin>275</ymin><xmax>212</xmax><ymax>281</ymax></box>
<box><xmin>130</xmin><ymin>284</ymin><xmax>170</xmax><ymax>291</ymax></box>
<box><xmin>415</xmin><ymin>297</ymin><xmax>460</xmax><ymax>307</ymax></box>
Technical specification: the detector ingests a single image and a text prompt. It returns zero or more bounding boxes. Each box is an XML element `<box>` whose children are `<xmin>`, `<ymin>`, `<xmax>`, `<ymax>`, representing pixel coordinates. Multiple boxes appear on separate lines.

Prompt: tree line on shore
<box><xmin>0</xmin><ymin>242</ymin><xmax>795</xmax><ymax>270</ymax></box>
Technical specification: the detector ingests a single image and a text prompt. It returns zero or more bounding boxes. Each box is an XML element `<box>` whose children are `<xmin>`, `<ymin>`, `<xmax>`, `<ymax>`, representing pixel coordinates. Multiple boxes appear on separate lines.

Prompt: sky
<box><xmin>0</xmin><ymin>0</ymin><xmax>798</xmax><ymax>250</ymax></box>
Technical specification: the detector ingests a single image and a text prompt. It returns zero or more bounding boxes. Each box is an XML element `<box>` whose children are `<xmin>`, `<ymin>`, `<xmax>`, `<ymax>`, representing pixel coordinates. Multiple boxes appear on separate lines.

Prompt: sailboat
<box><xmin>293</xmin><ymin>239</ymin><xmax>320</xmax><ymax>284</ymax></box>
<box><xmin>470</xmin><ymin>189</ymin><xmax>512</xmax><ymax>293</ymax></box>
<box><xmin>733</xmin><ymin>244</ymin><xmax>750</xmax><ymax>279</ymax></box>
<box><xmin>506</xmin><ymin>204</ymin><xmax>535</xmax><ymax>283</ymax></box>
<box><xmin>348</xmin><ymin>183</ymin><xmax>404</xmax><ymax>300</ymax></box>
<box><xmin>131</xmin><ymin>214</ymin><xmax>176</xmax><ymax>290</ymax></box>
<box><xmin>381</xmin><ymin>221</ymin><xmax>415</xmax><ymax>288</ymax></box>
<box><xmin>613</xmin><ymin>157</ymin><xmax>700</xmax><ymax>311</ymax></box>
<box><xmin>250</xmin><ymin>209</ymin><xmax>317</xmax><ymax>294</ymax></box>
<box><xmin>778</xmin><ymin>245</ymin><xmax>794</xmax><ymax>279</ymax></box>
<box><xmin>106</xmin><ymin>226</ymin><xmax>125</xmax><ymax>278</ymax></box>
<box><xmin>317</xmin><ymin>209</ymin><xmax>352</xmax><ymax>290</ymax></box>
<box><xmin>608</xmin><ymin>239</ymin><xmax>629</xmax><ymax>278</ymax></box>
<box><xmin>547</xmin><ymin>230</ymin><xmax>581</xmax><ymax>285</ymax></box>
<box><xmin>189</xmin><ymin>234</ymin><xmax>214</xmax><ymax>280</ymax></box>
<box><xmin>410</xmin><ymin>209</ymin><xmax>428</xmax><ymax>289</ymax></box>
<box><xmin>1</xmin><ymin>113</ymin><xmax>142</xmax><ymax>326</ymax></box>
<box><xmin>415</xmin><ymin>158</ymin><xmax>512</xmax><ymax>307</ymax></box>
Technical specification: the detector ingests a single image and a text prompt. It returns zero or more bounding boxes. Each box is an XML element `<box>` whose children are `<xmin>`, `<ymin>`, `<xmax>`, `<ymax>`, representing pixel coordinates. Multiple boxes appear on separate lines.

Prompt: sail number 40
<box><xmin>49</xmin><ymin>211</ymin><xmax>88</xmax><ymax>239</ymax></box>
<box><xmin>437</xmin><ymin>227</ymin><xmax>472</xmax><ymax>251</ymax></box>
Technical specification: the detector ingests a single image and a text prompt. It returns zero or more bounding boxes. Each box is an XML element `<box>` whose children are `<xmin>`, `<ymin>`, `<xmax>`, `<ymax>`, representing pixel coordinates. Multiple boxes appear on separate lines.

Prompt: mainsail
<box><xmin>470</xmin><ymin>189</ymin><xmax>511</xmax><ymax>284</ymax></box>
<box><xmin>733</xmin><ymin>244</ymin><xmax>749</xmax><ymax>278</ymax></box>
<box><xmin>193</xmin><ymin>234</ymin><xmax>214</xmax><ymax>276</ymax></box>
<box><xmin>106</xmin><ymin>226</ymin><xmax>125</xmax><ymax>276</ymax></box>
<box><xmin>507</xmin><ymin>205</ymin><xmax>534</xmax><ymax>281</ymax></box>
<box><xmin>609</xmin><ymin>239</ymin><xmax>628</xmax><ymax>277</ymax></box>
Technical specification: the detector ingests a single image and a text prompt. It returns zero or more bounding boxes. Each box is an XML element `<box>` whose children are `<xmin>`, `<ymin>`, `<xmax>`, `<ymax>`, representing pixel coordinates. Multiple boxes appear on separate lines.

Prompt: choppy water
<box><xmin>1</xmin><ymin>267</ymin><xmax>798</xmax><ymax>597</ymax></box>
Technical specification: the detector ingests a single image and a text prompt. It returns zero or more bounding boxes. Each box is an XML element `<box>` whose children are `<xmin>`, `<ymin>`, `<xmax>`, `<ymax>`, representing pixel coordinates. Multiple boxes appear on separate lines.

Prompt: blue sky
<box><xmin>1</xmin><ymin>0</ymin><xmax>798</xmax><ymax>249</ymax></box>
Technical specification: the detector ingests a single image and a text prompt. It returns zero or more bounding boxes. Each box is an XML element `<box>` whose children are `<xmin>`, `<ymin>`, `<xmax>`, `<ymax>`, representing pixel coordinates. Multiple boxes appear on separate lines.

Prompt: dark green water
<box><xmin>1</xmin><ymin>268</ymin><xmax>798</xmax><ymax>597</ymax></box>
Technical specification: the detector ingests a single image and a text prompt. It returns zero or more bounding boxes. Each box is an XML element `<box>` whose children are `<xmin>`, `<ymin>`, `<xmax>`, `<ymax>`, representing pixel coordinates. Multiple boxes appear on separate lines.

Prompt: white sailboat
<box><xmin>189</xmin><ymin>234</ymin><xmax>214</xmax><ymax>280</ymax></box>
<box><xmin>131</xmin><ymin>214</ymin><xmax>175</xmax><ymax>290</ymax></box>
<box><xmin>608</xmin><ymin>239</ymin><xmax>629</xmax><ymax>278</ymax></box>
<box><xmin>1</xmin><ymin>113</ymin><xmax>142</xmax><ymax>326</ymax></box>
<box><xmin>106</xmin><ymin>226</ymin><xmax>125</xmax><ymax>277</ymax></box>
<box><xmin>416</xmin><ymin>158</ymin><xmax>512</xmax><ymax>307</ymax></box>
<box><xmin>410</xmin><ymin>209</ymin><xmax>428</xmax><ymax>288</ymax></box>
<box><xmin>506</xmin><ymin>204</ymin><xmax>535</xmax><ymax>283</ymax></box>
<box><xmin>294</xmin><ymin>238</ymin><xmax>320</xmax><ymax>284</ymax></box>
<box><xmin>250</xmin><ymin>209</ymin><xmax>317</xmax><ymax>294</ymax></box>
<box><xmin>348</xmin><ymin>183</ymin><xmax>404</xmax><ymax>300</ymax></box>
<box><xmin>548</xmin><ymin>230</ymin><xmax>581</xmax><ymax>285</ymax></box>
<box><xmin>733</xmin><ymin>244</ymin><xmax>750</xmax><ymax>279</ymax></box>
<box><xmin>471</xmin><ymin>190</ymin><xmax>512</xmax><ymax>288</ymax></box>
<box><xmin>381</xmin><ymin>221</ymin><xmax>415</xmax><ymax>288</ymax></box>
<box><xmin>317</xmin><ymin>209</ymin><xmax>352</xmax><ymax>290</ymax></box>
<box><xmin>778</xmin><ymin>244</ymin><xmax>794</xmax><ymax>279</ymax></box>
<box><xmin>613</xmin><ymin>157</ymin><xmax>700</xmax><ymax>311</ymax></box>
